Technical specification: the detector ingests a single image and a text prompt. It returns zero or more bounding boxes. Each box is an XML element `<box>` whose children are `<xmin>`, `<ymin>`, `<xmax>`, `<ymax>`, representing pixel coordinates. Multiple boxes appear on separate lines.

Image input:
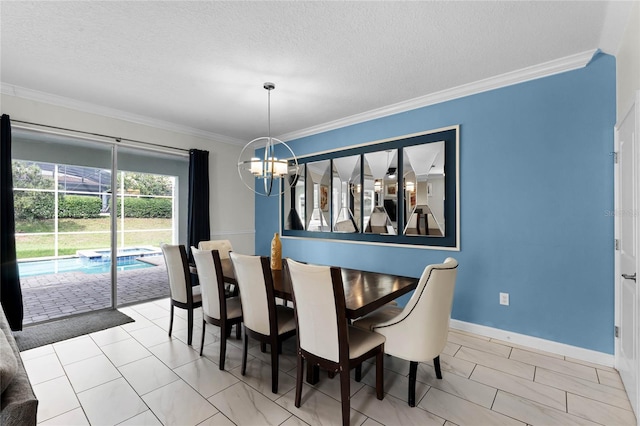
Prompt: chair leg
<box><xmin>271</xmin><ymin>339</ymin><xmax>279</xmax><ymax>393</ymax></box>
<box><xmin>187</xmin><ymin>308</ymin><xmax>194</xmax><ymax>346</ymax></box>
<box><xmin>355</xmin><ymin>365</ymin><xmax>362</xmax><ymax>382</ymax></box>
<box><xmin>375</xmin><ymin>350</ymin><xmax>384</xmax><ymax>400</ymax></box>
<box><xmin>433</xmin><ymin>355</ymin><xmax>442</xmax><ymax>379</ymax></box>
<box><xmin>219</xmin><ymin>327</ymin><xmax>227</xmax><ymax>371</ymax></box>
<box><xmin>241</xmin><ymin>330</ymin><xmax>248</xmax><ymax>376</ymax></box>
<box><xmin>306</xmin><ymin>362</ymin><xmax>320</xmax><ymax>384</ymax></box>
<box><xmin>235</xmin><ymin>322</ymin><xmax>241</xmax><ymax>339</ymax></box>
<box><xmin>295</xmin><ymin>354</ymin><xmax>304</xmax><ymax>408</ymax></box>
<box><xmin>260</xmin><ymin>342</ymin><xmax>267</xmax><ymax>353</ymax></box>
<box><xmin>408</xmin><ymin>361</ymin><xmax>418</xmax><ymax>407</ymax></box>
<box><xmin>339</xmin><ymin>366</ymin><xmax>351</xmax><ymax>426</ymax></box>
<box><xmin>199</xmin><ymin>320</ymin><xmax>206</xmax><ymax>356</ymax></box>
<box><xmin>168</xmin><ymin>304</ymin><xmax>174</xmax><ymax>337</ymax></box>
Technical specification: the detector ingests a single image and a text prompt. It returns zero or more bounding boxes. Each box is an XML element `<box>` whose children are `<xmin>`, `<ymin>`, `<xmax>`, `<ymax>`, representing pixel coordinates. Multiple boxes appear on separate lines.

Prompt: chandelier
<box><xmin>237</xmin><ymin>82</ymin><xmax>298</xmax><ymax>197</ymax></box>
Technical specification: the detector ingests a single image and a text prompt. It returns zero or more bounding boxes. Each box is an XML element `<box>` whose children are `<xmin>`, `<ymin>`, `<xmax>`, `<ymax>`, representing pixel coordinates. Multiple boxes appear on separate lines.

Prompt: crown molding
<box><xmin>0</xmin><ymin>83</ymin><xmax>246</xmax><ymax>146</ymax></box>
<box><xmin>2</xmin><ymin>49</ymin><xmax>598</xmax><ymax>146</ymax></box>
<box><xmin>278</xmin><ymin>49</ymin><xmax>598</xmax><ymax>142</ymax></box>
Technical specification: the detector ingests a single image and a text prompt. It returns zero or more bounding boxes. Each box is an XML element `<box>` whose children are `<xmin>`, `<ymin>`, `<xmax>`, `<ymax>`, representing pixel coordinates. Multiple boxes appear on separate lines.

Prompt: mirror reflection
<box><xmin>284</xmin><ymin>164</ymin><xmax>305</xmax><ymax>230</ymax></box>
<box><xmin>403</xmin><ymin>142</ymin><xmax>445</xmax><ymax>237</ymax></box>
<box><xmin>306</xmin><ymin>160</ymin><xmax>331</xmax><ymax>232</ymax></box>
<box><xmin>281</xmin><ymin>127</ymin><xmax>458</xmax><ymax>248</ymax></box>
<box><xmin>332</xmin><ymin>155</ymin><xmax>360</xmax><ymax>233</ymax></box>
<box><xmin>363</xmin><ymin>150</ymin><xmax>397</xmax><ymax>235</ymax></box>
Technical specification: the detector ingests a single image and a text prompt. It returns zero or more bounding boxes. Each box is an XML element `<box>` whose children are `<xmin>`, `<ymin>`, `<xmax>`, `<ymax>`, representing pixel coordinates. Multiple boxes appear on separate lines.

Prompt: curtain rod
<box><xmin>10</xmin><ymin>119</ymin><xmax>191</xmax><ymax>155</ymax></box>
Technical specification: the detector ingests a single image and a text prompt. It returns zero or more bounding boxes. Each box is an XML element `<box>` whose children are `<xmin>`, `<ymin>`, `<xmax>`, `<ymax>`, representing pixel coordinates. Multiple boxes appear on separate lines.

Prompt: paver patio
<box><xmin>20</xmin><ymin>258</ymin><xmax>170</xmax><ymax>325</ymax></box>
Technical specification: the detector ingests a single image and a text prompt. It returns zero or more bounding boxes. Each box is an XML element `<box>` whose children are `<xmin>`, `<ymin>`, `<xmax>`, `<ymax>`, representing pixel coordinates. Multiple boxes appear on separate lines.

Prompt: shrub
<box><xmin>13</xmin><ymin>191</ymin><xmax>55</xmax><ymax>221</ymax></box>
<box><xmin>58</xmin><ymin>195</ymin><xmax>102</xmax><ymax>218</ymax></box>
<box><xmin>14</xmin><ymin>191</ymin><xmax>171</xmax><ymax>220</ymax></box>
<box><xmin>116</xmin><ymin>197</ymin><xmax>172</xmax><ymax>218</ymax></box>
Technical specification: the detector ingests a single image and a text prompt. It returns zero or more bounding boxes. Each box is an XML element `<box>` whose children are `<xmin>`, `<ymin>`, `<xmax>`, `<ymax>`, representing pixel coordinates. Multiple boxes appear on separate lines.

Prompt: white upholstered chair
<box><xmin>198</xmin><ymin>240</ymin><xmax>237</xmax><ymax>295</ymax></box>
<box><xmin>161</xmin><ymin>244</ymin><xmax>202</xmax><ymax>346</ymax></box>
<box><xmin>191</xmin><ymin>247</ymin><xmax>242</xmax><ymax>368</ymax></box>
<box><xmin>286</xmin><ymin>259</ymin><xmax>385</xmax><ymax>426</ymax></box>
<box><xmin>334</xmin><ymin>219</ymin><xmax>356</xmax><ymax>233</ymax></box>
<box><xmin>368</xmin><ymin>211</ymin><xmax>389</xmax><ymax>234</ymax></box>
<box><xmin>198</xmin><ymin>239</ymin><xmax>233</xmax><ymax>259</ymax></box>
<box><xmin>229</xmin><ymin>252</ymin><xmax>296</xmax><ymax>394</ymax></box>
<box><xmin>353</xmin><ymin>257</ymin><xmax>458</xmax><ymax>406</ymax></box>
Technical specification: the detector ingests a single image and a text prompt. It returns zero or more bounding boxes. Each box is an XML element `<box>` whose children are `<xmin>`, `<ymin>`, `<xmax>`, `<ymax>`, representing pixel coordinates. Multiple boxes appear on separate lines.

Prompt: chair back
<box><xmin>229</xmin><ymin>252</ymin><xmax>273</xmax><ymax>335</ymax></box>
<box><xmin>334</xmin><ymin>220</ymin><xmax>356</xmax><ymax>233</ymax></box>
<box><xmin>369</xmin><ymin>211</ymin><xmax>389</xmax><ymax>233</ymax></box>
<box><xmin>374</xmin><ymin>257</ymin><xmax>458</xmax><ymax>361</ymax></box>
<box><xmin>286</xmin><ymin>259</ymin><xmax>346</xmax><ymax>363</ymax></box>
<box><xmin>161</xmin><ymin>244</ymin><xmax>191</xmax><ymax>304</ymax></box>
<box><xmin>198</xmin><ymin>240</ymin><xmax>233</xmax><ymax>259</ymax></box>
<box><xmin>191</xmin><ymin>246</ymin><xmax>225</xmax><ymax>320</ymax></box>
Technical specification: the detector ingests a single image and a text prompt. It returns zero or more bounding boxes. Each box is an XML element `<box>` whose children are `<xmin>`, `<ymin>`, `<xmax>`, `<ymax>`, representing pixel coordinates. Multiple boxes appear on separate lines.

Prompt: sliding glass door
<box><xmin>114</xmin><ymin>147</ymin><xmax>187</xmax><ymax>308</ymax></box>
<box><xmin>12</xmin><ymin>135</ymin><xmax>114</xmax><ymax>323</ymax></box>
<box><xmin>12</xmin><ymin>129</ymin><xmax>187</xmax><ymax>324</ymax></box>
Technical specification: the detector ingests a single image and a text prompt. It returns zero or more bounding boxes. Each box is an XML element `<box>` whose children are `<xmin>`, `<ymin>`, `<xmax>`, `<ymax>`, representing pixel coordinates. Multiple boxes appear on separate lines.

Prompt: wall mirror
<box><xmin>305</xmin><ymin>160</ymin><xmax>331</xmax><ymax>232</ymax></box>
<box><xmin>403</xmin><ymin>142</ymin><xmax>445</xmax><ymax>237</ymax></box>
<box><xmin>281</xmin><ymin>126</ymin><xmax>459</xmax><ymax>249</ymax></box>
<box><xmin>332</xmin><ymin>155</ymin><xmax>360</xmax><ymax>233</ymax></box>
<box><xmin>284</xmin><ymin>164</ymin><xmax>305</xmax><ymax>230</ymax></box>
<box><xmin>364</xmin><ymin>150</ymin><xmax>397</xmax><ymax>235</ymax></box>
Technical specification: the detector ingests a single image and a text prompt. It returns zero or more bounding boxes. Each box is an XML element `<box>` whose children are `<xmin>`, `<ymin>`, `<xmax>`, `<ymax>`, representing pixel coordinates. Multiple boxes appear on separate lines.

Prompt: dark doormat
<box><xmin>14</xmin><ymin>309</ymin><xmax>135</xmax><ymax>351</ymax></box>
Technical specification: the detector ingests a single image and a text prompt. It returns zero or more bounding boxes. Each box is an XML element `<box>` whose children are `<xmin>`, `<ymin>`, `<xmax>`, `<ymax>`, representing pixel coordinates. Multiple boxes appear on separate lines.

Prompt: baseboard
<box><xmin>450</xmin><ymin>319</ymin><xmax>615</xmax><ymax>368</ymax></box>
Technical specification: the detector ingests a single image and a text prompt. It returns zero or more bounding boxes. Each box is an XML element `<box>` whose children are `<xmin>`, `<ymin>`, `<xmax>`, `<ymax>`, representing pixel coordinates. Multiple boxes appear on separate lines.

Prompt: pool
<box><xmin>18</xmin><ymin>257</ymin><xmax>157</xmax><ymax>277</ymax></box>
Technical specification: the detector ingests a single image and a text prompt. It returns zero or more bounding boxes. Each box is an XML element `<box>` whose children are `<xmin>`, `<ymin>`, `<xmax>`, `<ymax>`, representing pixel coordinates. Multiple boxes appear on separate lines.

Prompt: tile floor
<box><xmin>21</xmin><ymin>298</ymin><xmax>637</xmax><ymax>425</ymax></box>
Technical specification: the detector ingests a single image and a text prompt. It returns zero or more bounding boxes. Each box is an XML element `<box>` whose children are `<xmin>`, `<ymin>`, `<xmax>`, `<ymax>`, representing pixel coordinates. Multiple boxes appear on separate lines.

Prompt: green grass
<box><xmin>15</xmin><ymin>220</ymin><xmax>54</xmax><ymax>233</ymax></box>
<box><xmin>16</xmin><ymin>218</ymin><xmax>173</xmax><ymax>260</ymax></box>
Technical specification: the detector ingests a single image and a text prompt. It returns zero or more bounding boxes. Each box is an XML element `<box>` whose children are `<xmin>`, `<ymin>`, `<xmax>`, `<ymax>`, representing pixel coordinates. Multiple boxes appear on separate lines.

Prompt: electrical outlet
<box><xmin>500</xmin><ymin>292</ymin><xmax>509</xmax><ymax>306</ymax></box>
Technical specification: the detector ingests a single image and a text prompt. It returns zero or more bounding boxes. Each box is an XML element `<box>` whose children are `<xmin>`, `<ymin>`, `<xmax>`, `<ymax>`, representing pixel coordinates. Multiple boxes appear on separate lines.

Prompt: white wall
<box><xmin>1</xmin><ymin>94</ymin><xmax>255</xmax><ymax>255</ymax></box>
<box><xmin>616</xmin><ymin>0</ymin><xmax>640</xmax><ymax>118</ymax></box>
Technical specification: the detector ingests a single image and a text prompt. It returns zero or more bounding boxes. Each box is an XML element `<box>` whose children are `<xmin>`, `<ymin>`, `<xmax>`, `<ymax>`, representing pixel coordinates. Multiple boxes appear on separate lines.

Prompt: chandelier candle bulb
<box><xmin>250</xmin><ymin>158</ymin><xmax>262</xmax><ymax>175</ymax></box>
<box><xmin>273</xmin><ymin>159</ymin><xmax>288</xmax><ymax>176</ymax></box>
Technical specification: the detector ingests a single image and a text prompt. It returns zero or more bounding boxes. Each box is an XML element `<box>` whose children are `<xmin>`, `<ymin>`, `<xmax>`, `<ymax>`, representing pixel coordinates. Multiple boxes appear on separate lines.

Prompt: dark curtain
<box><xmin>0</xmin><ymin>114</ymin><xmax>24</xmax><ymax>331</ymax></box>
<box><xmin>187</xmin><ymin>149</ymin><xmax>210</xmax><ymax>263</ymax></box>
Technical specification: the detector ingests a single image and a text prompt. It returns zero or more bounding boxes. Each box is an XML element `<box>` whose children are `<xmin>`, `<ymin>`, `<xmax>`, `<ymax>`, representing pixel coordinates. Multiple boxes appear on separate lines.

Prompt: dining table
<box><xmin>218</xmin><ymin>258</ymin><xmax>418</xmax><ymax>320</ymax></box>
<box><xmin>196</xmin><ymin>257</ymin><xmax>418</xmax><ymax>384</ymax></box>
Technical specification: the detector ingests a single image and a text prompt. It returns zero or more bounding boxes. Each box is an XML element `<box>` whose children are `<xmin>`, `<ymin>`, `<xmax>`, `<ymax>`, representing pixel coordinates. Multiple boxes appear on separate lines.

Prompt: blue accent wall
<box><xmin>256</xmin><ymin>53</ymin><xmax>616</xmax><ymax>353</ymax></box>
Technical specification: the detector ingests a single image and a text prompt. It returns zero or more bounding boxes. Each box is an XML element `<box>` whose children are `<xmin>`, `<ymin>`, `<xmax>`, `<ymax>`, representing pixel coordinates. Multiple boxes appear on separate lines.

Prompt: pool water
<box><xmin>18</xmin><ymin>257</ymin><xmax>156</xmax><ymax>277</ymax></box>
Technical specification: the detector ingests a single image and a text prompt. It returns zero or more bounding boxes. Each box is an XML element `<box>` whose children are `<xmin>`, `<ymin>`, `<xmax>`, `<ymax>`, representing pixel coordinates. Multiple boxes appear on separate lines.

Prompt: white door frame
<box><xmin>615</xmin><ymin>90</ymin><xmax>640</xmax><ymax>424</ymax></box>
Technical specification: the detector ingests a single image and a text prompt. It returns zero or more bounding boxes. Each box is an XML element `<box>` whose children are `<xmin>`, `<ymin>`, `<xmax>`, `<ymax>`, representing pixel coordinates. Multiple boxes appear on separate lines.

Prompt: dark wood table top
<box><xmin>219</xmin><ymin>258</ymin><xmax>418</xmax><ymax>319</ymax></box>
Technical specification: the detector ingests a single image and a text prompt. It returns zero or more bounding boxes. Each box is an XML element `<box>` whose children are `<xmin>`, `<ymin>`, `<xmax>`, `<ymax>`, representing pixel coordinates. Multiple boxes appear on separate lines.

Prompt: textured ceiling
<box><xmin>0</xmin><ymin>1</ymin><xmax>630</xmax><ymax>144</ymax></box>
